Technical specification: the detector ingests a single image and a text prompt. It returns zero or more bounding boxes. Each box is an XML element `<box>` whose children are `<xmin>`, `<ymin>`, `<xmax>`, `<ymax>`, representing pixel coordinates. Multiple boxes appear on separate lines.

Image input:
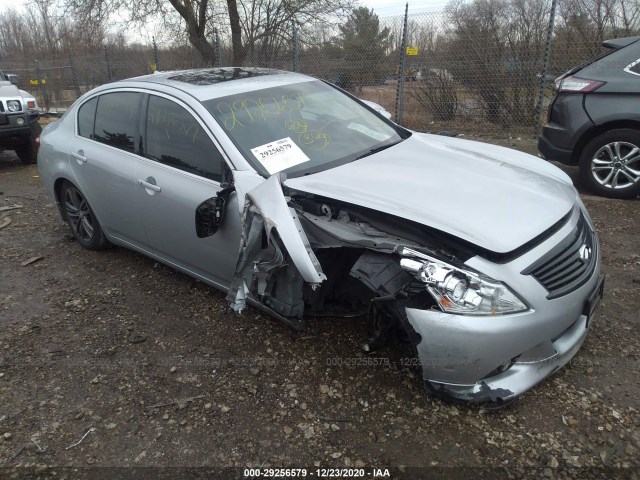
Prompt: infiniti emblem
<box><xmin>578</xmin><ymin>244</ymin><xmax>592</xmax><ymax>263</ymax></box>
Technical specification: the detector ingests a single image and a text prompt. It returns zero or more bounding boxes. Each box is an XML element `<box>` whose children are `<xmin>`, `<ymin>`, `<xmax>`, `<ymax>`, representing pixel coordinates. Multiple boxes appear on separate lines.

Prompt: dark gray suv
<box><xmin>538</xmin><ymin>36</ymin><xmax>640</xmax><ymax>199</ymax></box>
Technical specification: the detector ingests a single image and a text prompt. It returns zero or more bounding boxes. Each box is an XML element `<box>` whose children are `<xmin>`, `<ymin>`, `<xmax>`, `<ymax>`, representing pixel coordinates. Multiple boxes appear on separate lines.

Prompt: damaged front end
<box><xmin>217</xmin><ymin>173</ymin><xmax>452</xmax><ymax>342</ymax></box>
<box><xmin>198</xmin><ymin>172</ymin><xmax>597</xmax><ymax>407</ymax></box>
<box><xmin>201</xmin><ymin>171</ymin><xmax>452</xmax><ymax>362</ymax></box>
<box><xmin>196</xmin><ymin>171</ymin><xmax>450</xmax><ymax>336</ymax></box>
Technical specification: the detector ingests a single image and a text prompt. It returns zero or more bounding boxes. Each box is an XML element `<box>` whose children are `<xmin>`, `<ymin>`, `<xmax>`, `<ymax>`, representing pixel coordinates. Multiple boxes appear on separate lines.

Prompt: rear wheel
<box><xmin>579</xmin><ymin>129</ymin><xmax>640</xmax><ymax>199</ymax></box>
<box><xmin>15</xmin><ymin>122</ymin><xmax>42</xmax><ymax>165</ymax></box>
<box><xmin>60</xmin><ymin>181</ymin><xmax>109</xmax><ymax>250</ymax></box>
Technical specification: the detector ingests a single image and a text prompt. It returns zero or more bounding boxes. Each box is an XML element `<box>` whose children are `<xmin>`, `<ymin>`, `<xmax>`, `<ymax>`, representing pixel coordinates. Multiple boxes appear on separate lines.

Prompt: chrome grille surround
<box><xmin>522</xmin><ymin>212</ymin><xmax>597</xmax><ymax>299</ymax></box>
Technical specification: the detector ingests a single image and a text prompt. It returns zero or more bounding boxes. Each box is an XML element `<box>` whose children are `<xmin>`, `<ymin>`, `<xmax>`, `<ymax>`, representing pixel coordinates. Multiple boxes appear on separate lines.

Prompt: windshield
<box><xmin>204</xmin><ymin>80</ymin><xmax>406</xmax><ymax>177</ymax></box>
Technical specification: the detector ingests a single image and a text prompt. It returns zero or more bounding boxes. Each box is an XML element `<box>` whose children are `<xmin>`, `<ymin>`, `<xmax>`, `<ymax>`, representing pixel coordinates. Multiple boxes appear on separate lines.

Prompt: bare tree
<box><xmin>58</xmin><ymin>0</ymin><xmax>353</xmax><ymax>66</ymax></box>
<box><xmin>444</xmin><ymin>0</ymin><xmax>549</xmax><ymax>125</ymax></box>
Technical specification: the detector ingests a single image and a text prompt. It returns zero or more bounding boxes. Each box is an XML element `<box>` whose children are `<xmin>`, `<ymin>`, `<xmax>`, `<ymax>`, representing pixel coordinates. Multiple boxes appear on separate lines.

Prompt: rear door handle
<box><xmin>71</xmin><ymin>151</ymin><xmax>86</xmax><ymax>163</ymax></box>
<box><xmin>138</xmin><ymin>179</ymin><xmax>161</xmax><ymax>192</ymax></box>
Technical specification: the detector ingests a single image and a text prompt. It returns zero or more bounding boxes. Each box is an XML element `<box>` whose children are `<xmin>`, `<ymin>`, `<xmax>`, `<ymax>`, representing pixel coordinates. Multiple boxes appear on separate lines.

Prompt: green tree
<box><xmin>339</xmin><ymin>7</ymin><xmax>391</xmax><ymax>91</ymax></box>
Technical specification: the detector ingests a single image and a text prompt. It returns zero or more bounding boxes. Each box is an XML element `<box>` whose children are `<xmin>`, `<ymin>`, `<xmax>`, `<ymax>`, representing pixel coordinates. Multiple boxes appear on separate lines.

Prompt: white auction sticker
<box><xmin>250</xmin><ymin>137</ymin><xmax>310</xmax><ymax>174</ymax></box>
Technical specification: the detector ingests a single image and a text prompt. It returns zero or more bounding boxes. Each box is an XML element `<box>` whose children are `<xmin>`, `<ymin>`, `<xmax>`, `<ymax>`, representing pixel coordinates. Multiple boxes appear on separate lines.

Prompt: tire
<box><xmin>578</xmin><ymin>129</ymin><xmax>640</xmax><ymax>199</ymax></box>
<box><xmin>15</xmin><ymin>122</ymin><xmax>42</xmax><ymax>165</ymax></box>
<box><xmin>60</xmin><ymin>181</ymin><xmax>109</xmax><ymax>250</ymax></box>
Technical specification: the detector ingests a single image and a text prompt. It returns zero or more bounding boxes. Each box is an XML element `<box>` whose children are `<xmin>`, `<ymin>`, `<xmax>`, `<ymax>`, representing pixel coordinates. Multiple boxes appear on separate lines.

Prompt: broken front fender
<box><xmin>227</xmin><ymin>173</ymin><xmax>326</xmax><ymax>314</ymax></box>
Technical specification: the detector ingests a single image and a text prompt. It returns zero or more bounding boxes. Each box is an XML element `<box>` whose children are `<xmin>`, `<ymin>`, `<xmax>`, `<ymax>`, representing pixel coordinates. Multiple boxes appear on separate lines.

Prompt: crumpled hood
<box><xmin>285</xmin><ymin>133</ymin><xmax>577</xmax><ymax>254</ymax></box>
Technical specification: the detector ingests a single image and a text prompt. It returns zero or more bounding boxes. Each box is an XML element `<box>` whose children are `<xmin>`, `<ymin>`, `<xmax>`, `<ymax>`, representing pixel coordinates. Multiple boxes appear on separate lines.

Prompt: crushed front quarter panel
<box><xmin>227</xmin><ymin>173</ymin><xmax>326</xmax><ymax>313</ymax></box>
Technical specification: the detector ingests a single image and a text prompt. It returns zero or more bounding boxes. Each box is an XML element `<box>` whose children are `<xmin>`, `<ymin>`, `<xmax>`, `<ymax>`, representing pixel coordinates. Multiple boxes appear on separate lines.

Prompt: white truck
<box><xmin>0</xmin><ymin>69</ymin><xmax>41</xmax><ymax>164</ymax></box>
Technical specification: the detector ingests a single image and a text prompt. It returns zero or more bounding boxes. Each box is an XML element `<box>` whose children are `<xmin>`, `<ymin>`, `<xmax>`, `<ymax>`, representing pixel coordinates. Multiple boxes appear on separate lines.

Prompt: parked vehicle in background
<box><xmin>538</xmin><ymin>36</ymin><xmax>640</xmax><ymax>199</ymax></box>
<box><xmin>0</xmin><ymin>69</ymin><xmax>41</xmax><ymax>164</ymax></box>
<box><xmin>38</xmin><ymin>68</ymin><xmax>603</xmax><ymax>406</ymax></box>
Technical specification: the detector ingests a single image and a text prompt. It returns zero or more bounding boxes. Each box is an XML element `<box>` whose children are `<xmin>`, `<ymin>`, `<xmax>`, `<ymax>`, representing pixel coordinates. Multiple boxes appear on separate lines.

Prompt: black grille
<box><xmin>522</xmin><ymin>213</ymin><xmax>597</xmax><ymax>299</ymax></box>
<box><xmin>0</xmin><ymin>103</ymin><xmax>4</xmax><ymax>113</ymax></box>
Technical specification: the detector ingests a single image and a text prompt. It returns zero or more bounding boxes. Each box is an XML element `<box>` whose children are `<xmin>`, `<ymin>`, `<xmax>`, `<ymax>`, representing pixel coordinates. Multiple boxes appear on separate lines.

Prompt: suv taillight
<box><xmin>556</xmin><ymin>76</ymin><xmax>604</xmax><ymax>93</ymax></box>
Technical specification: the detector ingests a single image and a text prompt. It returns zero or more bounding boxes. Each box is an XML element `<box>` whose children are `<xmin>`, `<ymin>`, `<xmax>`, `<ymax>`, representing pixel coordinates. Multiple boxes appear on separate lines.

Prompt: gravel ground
<box><xmin>0</xmin><ymin>140</ymin><xmax>639</xmax><ymax>478</ymax></box>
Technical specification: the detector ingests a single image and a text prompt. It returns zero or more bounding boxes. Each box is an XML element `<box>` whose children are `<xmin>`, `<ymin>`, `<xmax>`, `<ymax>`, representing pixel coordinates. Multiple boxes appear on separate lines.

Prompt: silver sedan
<box><xmin>37</xmin><ymin>68</ymin><xmax>604</xmax><ymax>405</ymax></box>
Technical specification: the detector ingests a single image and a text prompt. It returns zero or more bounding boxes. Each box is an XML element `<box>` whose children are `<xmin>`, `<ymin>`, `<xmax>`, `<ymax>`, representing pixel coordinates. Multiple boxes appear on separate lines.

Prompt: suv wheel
<box><xmin>15</xmin><ymin>122</ymin><xmax>42</xmax><ymax>165</ymax></box>
<box><xmin>579</xmin><ymin>129</ymin><xmax>640</xmax><ymax>199</ymax></box>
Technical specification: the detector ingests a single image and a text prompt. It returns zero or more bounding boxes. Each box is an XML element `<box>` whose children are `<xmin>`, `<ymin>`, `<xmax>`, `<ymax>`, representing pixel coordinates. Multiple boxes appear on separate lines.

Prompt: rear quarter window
<box><xmin>77</xmin><ymin>97</ymin><xmax>97</xmax><ymax>139</ymax></box>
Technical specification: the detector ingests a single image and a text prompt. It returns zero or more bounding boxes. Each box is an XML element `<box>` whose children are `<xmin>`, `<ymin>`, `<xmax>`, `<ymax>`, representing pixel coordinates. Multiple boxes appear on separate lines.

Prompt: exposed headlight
<box><xmin>7</xmin><ymin>100</ymin><xmax>21</xmax><ymax>112</ymax></box>
<box><xmin>399</xmin><ymin>247</ymin><xmax>528</xmax><ymax>315</ymax></box>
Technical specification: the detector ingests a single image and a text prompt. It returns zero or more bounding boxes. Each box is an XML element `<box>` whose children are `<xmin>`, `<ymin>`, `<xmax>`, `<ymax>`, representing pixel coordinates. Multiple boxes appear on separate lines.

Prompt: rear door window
<box><xmin>93</xmin><ymin>92</ymin><xmax>141</xmax><ymax>153</ymax></box>
<box><xmin>144</xmin><ymin>95</ymin><xmax>223</xmax><ymax>182</ymax></box>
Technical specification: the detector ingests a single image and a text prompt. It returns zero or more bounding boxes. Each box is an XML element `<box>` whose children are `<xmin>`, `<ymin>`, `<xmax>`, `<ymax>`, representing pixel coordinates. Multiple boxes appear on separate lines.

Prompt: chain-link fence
<box><xmin>1</xmin><ymin>2</ymin><xmax>610</xmax><ymax>137</ymax></box>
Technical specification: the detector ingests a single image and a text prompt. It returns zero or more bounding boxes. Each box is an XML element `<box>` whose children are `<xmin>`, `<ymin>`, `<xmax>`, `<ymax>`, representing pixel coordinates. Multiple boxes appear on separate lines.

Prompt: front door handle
<box><xmin>138</xmin><ymin>178</ymin><xmax>161</xmax><ymax>193</ymax></box>
<box><xmin>71</xmin><ymin>151</ymin><xmax>87</xmax><ymax>163</ymax></box>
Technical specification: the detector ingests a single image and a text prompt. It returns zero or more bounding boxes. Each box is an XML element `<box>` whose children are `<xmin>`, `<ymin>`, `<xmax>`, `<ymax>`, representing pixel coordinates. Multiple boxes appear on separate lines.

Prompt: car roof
<box><xmin>125</xmin><ymin>67</ymin><xmax>316</xmax><ymax>101</ymax></box>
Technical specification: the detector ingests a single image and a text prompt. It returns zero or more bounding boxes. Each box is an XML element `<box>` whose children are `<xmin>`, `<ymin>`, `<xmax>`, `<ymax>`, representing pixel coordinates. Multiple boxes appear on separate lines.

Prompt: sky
<box><xmin>0</xmin><ymin>0</ymin><xmax>27</xmax><ymax>12</ymax></box>
<box><xmin>0</xmin><ymin>0</ymin><xmax>450</xmax><ymax>17</ymax></box>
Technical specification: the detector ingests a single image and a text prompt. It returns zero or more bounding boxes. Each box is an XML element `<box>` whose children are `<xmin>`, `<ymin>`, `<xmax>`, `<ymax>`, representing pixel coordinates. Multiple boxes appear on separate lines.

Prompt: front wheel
<box><xmin>578</xmin><ymin>129</ymin><xmax>640</xmax><ymax>199</ymax></box>
<box><xmin>60</xmin><ymin>181</ymin><xmax>109</xmax><ymax>250</ymax></box>
<box><xmin>15</xmin><ymin>122</ymin><xmax>42</xmax><ymax>165</ymax></box>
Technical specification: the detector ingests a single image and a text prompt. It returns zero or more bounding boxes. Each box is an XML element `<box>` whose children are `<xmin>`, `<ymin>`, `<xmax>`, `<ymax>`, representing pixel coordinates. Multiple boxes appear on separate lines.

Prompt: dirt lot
<box><xmin>0</xmin><ymin>137</ymin><xmax>639</xmax><ymax>478</ymax></box>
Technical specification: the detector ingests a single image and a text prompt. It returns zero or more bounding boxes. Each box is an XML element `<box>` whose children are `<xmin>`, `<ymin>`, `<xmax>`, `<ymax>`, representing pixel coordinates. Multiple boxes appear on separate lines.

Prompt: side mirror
<box><xmin>6</xmin><ymin>74</ymin><xmax>18</xmax><ymax>85</ymax></box>
<box><xmin>195</xmin><ymin>186</ymin><xmax>234</xmax><ymax>238</ymax></box>
<box><xmin>360</xmin><ymin>99</ymin><xmax>392</xmax><ymax>120</ymax></box>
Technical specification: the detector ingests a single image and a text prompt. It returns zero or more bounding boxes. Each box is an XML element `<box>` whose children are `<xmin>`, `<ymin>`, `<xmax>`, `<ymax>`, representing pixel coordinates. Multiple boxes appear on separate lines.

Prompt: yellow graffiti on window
<box><xmin>149</xmin><ymin>106</ymin><xmax>201</xmax><ymax>143</ymax></box>
<box><xmin>298</xmin><ymin>130</ymin><xmax>330</xmax><ymax>150</ymax></box>
<box><xmin>216</xmin><ymin>92</ymin><xmax>306</xmax><ymax>130</ymax></box>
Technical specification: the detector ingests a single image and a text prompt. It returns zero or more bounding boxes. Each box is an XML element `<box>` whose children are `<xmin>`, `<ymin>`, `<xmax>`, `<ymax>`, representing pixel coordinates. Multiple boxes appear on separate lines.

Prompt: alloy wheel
<box><xmin>591</xmin><ymin>141</ymin><xmax>640</xmax><ymax>190</ymax></box>
<box><xmin>64</xmin><ymin>186</ymin><xmax>94</xmax><ymax>242</ymax></box>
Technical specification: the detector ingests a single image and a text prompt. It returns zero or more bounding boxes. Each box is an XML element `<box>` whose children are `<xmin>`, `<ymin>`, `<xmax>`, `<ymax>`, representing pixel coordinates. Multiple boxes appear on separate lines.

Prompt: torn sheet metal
<box><xmin>298</xmin><ymin>210</ymin><xmax>421</xmax><ymax>252</ymax></box>
<box><xmin>232</xmin><ymin>170</ymin><xmax>264</xmax><ymax>215</ymax></box>
<box><xmin>227</xmin><ymin>173</ymin><xmax>326</xmax><ymax>313</ymax></box>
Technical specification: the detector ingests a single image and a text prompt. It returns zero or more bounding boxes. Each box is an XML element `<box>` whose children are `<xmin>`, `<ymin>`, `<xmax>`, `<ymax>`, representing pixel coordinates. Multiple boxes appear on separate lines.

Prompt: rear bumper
<box><xmin>538</xmin><ymin>93</ymin><xmax>593</xmax><ymax>165</ymax></box>
<box><xmin>538</xmin><ymin>134</ymin><xmax>573</xmax><ymax>164</ymax></box>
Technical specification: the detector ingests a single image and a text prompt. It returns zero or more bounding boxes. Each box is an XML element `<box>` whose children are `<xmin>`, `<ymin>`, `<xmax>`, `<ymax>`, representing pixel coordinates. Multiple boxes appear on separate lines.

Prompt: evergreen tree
<box><xmin>339</xmin><ymin>7</ymin><xmax>392</xmax><ymax>91</ymax></box>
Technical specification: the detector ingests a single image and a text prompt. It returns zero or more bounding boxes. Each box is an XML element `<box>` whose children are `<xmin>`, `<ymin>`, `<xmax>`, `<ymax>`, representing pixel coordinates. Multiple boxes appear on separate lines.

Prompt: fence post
<box><xmin>214</xmin><ymin>29</ymin><xmax>222</xmax><ymax>67</ymax></box>
<box><xmin>395</xmin><ymin>3</ymin><xmax>409</xmax><ymax>125</ymax></box>
<box><xmin>153</xmin><ymin>37</ymin><xmax>160</xmax><ymax>71</ymax></box>
<box><xmin>104</xmin><ymin>46</ymin><xmax>113</xmax><ymax>82</ymax></box>
<box><xmin>292</xmin><ymin>19</ymin><xmax>299</xmax><ymax>72</ymax></box>
<box><xmin>34</xmin><ymin>60</ymin><xmax>49</xmax><ymax>113</ymax></box>
<box><xmin>534</xmin><ymin>0</ymin><xmax>558</xmax><ymax>137</ymax></box>
<box><xmin>68</xmin><ymin>51</ymin><xmax>81</xmax><ymax>99</ymax></box>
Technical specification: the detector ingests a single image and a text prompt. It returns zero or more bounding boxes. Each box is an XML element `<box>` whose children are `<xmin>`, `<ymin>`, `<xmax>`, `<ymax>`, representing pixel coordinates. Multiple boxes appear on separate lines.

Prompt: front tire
<box><xmin>15</xmin><ymin>122</ymin><xmax>42</xmax><ymax>165</ymax></box>
<box><xmin>579</xmin><ymin>129</ymin><xmax>640</xmax><ymax>199</ymax></box>
<box><xmin>60</xmin><ymin>181</ymin><xmax>109</xmax><ymax>250</ymax></box>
